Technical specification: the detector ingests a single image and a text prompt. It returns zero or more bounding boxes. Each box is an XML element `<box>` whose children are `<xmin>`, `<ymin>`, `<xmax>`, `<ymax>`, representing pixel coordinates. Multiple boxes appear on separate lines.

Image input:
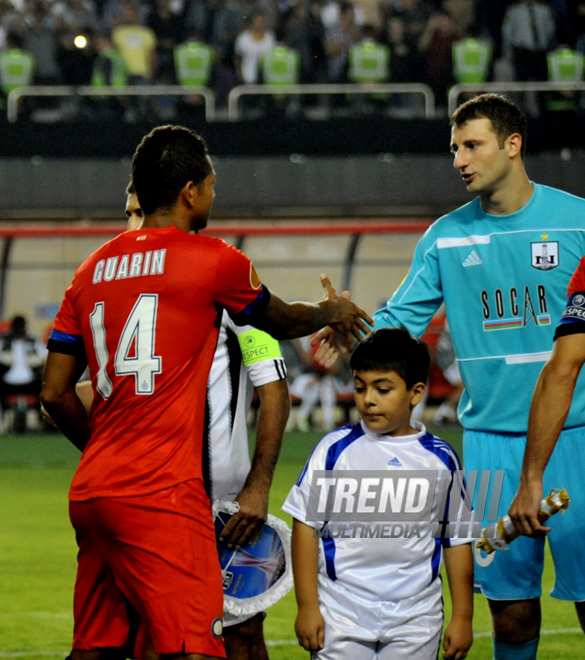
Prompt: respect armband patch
<box><xmin>238</xmin><ymin>329</ymin><xmax>282</xmax><ymax>365</ymax></box>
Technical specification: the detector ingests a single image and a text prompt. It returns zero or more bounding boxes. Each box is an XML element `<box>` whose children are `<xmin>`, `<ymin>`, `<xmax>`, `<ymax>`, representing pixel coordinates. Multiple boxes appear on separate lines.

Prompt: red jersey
<box><xmin>49</xmin><ymin>226</ymin><xmax>270</xmax><ymax>501</ymax></box>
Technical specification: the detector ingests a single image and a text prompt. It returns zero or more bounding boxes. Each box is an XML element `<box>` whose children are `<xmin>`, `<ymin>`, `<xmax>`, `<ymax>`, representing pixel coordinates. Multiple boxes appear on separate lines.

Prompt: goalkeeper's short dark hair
<box><xmin>350</xmin><ymin>327</ymin><xmax>430</xmax><ymax>389</ymax></box>
<box><xmin>451</xmin><ymin>93</ymin><xmax>528</xmax><ymax>157</ymax></box>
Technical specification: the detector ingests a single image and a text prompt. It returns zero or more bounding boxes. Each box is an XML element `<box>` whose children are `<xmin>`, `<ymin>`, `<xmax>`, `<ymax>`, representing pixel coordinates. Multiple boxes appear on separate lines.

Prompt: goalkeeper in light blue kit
<box><xmin>373</xmin><ymin>94</ymin><xmax>585</xmax><ymax>660</ymax></box>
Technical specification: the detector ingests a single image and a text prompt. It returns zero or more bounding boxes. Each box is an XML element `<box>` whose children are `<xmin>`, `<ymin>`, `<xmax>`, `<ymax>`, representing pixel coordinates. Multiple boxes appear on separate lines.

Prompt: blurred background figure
<box><xmin>0</xmin><ymin>315</ymin><xmax>47</xmax><ymax>433</ymax></box>
<box><xmin>324</xmin><ymin>0</ymin><xmax>361</xmax><ymax>84</ymax></box>
<box><xmin>111</xmin><ymin>0</ymin><xmax>157</xmax><ymax>119</ymax></box>
<box><xmin>417</xmin><ymin>7</ymin><xmax>460</xmax><ymax>111</ymax></box>
<box><xmin>432</xmin><ymin>318</ymin><xmax>462</xmax><ymax>426</ymax></box>
<box><xmin>89</xmin><ymin>30</ymin><xmax>128</xmax><ymax>119</ymax></box>
<box><xmin>347</xmin><ymin>23</ymin><xmax>390</xmax><ymax>113</ymax></box>
<box><xmin>234</xmin><ymin>9</ymin><xmax>275</xmax><ymax>114</ymax></box>
<box><xmin>502</xmin><ymin>0</ymin><xmax>557</xmax><ymax>115</ymax></box>
<box><xmin>0</xmin><ymin>31</ymin><xmax>35</xmax><ymax>115</ymax></box>
<box><xmin>182</xmin><ymin>0</ymin><xmax>242</xmax><ymax>107</ymax></box>
<box><xmin>288</xmin><ymin>334</ymin><xmax>352</xmax><ymax>431</ymax></box>
<box><xmin>174</xmin><ymin>29</ymin><xmax>214</xmax><ymax>119</ymax></box>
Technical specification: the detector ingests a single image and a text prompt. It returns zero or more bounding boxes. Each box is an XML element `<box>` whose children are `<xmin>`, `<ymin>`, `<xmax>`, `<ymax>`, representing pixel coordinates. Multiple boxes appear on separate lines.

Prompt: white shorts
<box><xmin>312</xmin><ymin>577</ymin><xmax>443</xmax><ymax>660</ymax></box>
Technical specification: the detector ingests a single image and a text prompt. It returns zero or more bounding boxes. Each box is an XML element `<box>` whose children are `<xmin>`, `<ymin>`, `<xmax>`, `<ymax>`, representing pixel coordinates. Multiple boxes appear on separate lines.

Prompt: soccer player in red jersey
<box><xmin>41</xmin><ymin>125</ymin><xmax>371</xmax><ymax>660</ymax></box>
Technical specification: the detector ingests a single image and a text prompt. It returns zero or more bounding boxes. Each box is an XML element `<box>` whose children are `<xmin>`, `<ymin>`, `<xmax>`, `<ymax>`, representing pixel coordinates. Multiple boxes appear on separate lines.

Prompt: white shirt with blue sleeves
<box><xmin>283</xmin><ymin>421</ymin><xmax>469</xmax><ymax>605</ymax></box>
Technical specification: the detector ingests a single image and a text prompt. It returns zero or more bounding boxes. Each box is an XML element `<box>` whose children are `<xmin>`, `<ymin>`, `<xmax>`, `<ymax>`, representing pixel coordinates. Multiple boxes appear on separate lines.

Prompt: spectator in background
<box><xmin>16</xmin><ymin>0</ymin><xmax>62</xmax><ymax>86</ymax></box>
<box><xmin>502</xmin><ymin>0</ymin><xmax>556</xmax><ymax>115</ymax></box>
<box><xmin>174</xmin><ymin>29</ymin><xmax>214</xmax><ymax>118</ymax></box>
<box><xmin>473</xmin><ymin>0</ymin><xmax>508</xmax><ymax>77</ymax></box>
<box><xmin>281</xmin><ymin>0</ymin><xmax>321</xmax><ymax>83</ymax></box>
<box><xmin>324</xmin><ymin>0</ymin><xmax>361</xmax><ymax>82</ymax></box>
<box><xmin>147</xmin><ymin>0</ymin><xmax>183</xmax><ymax>118</ymax></box>
<box><xmin>112</xmin><ymin>1</ymin><xmax>157</xmax><ymax>85</ymax></box>
<box><xmin>147</xmin><ymin>0</ymin><xmax>182</xmax><ymax>83</ymax></box>
<box><xmin>0</xmin><ymin>315</ymin><xmax>47</xmax><ymax>433</ymax></box>
<box><xmin>234</xmin><ymin>9</ymin><xmax>275</xmax><ymax>84</ymax></box>
<box><xmin>384</xmin><ymin>11</ymin><xmax>422</xmax><ymax>81</ymax></box>
<box><xmin>418</xmin><ymin>7</ymin><xmax>460</xmax><ymax>110</ymax></box>
<box><xmin>568</xmin><ymin>0</ymin><xmax>585</xmax><ymax>51</ymax></box>
<box><xmin>553</xmin><ymin>0</ymin><xmax>572</xmax><ymax>45</ymax></box>
<box><xmin>112</xmin><ymin>1</ymin><xmax>157</xmax><ymax>118</ymax></box>
<box><xmin>0</xmin><ymin>31</ymin><xmax>35</xmax><ymax>111</ymax></box>
<box><xmin>183</xmin><ymin>0</ymin><xmax>242</xmax><ymax>106</ymax></box>
<box><xmin>0</xmin><ymin>0</ymin><xmax>19</xmax><ymax>51</ymax></box>
<box><xmin>348</xmin><ymin>24</ymin><xmax>390</xmax><ymax>112</ymax></box>
<box><xmin>383</xmin><ymin>11</ymin><xmax>424</xmax><ymax>113</ymax></box>
<box><xmin>89</xmin><ymin>30</ymin><xmax>128</xmax><ymax>118</ymax></box>
<box><xmin>53</xmin><ymin>0</ymin><xmax>100</xmax><ymax>85</ymax></box>
<box><xmin>381</xmin><ymin>0</ymin><xmax>435</xmax><ymax>44</ymax></box>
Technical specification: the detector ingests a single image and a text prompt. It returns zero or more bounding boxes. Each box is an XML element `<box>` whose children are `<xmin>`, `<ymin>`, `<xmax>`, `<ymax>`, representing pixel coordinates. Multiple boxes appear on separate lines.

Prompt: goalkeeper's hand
<box><xmin>508</xmin><ymin>480</ymin><xmax>551</xmax><ymax>537</ymax></box>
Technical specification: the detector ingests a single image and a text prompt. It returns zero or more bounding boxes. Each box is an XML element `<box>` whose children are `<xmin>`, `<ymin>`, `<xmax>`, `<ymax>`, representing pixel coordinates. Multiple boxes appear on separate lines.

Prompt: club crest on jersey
<box><xmin>531</xmin><ymin>241</ymin><xmax>558</xmax><ymax>271</ymax></box>
<box><xmin>211</xmin><ymin>617</ymin><xmax>223</xmax><ymax>638</ymax></box>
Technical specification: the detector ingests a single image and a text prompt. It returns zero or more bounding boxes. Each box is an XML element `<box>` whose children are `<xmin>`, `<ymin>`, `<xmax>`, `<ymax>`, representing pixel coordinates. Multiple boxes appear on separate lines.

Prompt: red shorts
<box><xmin>69</xmin><ymin>479</ymin><xmax>226</xmax><ymax>658</ymax></box>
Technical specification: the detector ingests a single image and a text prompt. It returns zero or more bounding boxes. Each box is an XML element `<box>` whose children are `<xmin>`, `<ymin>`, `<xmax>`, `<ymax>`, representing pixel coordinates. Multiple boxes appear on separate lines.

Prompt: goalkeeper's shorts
<box><xmin>464</xmin><ymin>425</ymin><xmax>585</xmax><ymax>602</ymax></box>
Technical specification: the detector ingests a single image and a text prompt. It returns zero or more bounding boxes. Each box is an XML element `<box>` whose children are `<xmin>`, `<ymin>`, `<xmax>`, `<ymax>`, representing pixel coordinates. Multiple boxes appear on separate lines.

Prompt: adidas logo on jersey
<box><xmin>387</xmin><ymin>457</ymin><xmax>402</xmax><ymax>467</ymax></box>
<box><xmin>463</xmin><ymin>250</ymin><xmax>483</xmax><ymax>267</ymax></box>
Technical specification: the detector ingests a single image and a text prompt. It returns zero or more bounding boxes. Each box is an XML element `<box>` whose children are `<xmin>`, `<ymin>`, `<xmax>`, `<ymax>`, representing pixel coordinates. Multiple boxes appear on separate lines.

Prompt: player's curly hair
<box><xmin>451</xmin><ymin>93</ymin><xmax>528</xmax><ymax>157</ymax></box>
<box><xmin>349</xmin><ymin>327</ymin><xmax>430</xmax><ymax>389</ymax></box>
<box><xmin>132</xmin><ymin>125</ymin><xmax>212</xmax><ymax>215</ymax></box>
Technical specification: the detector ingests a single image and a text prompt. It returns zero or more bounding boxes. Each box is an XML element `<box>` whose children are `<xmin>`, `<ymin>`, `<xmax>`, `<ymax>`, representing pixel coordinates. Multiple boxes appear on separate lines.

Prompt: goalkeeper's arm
<box><xmin>509</xmin><ymin>333</ymin><xmax>585</xmax><ymax>536</ymax></box>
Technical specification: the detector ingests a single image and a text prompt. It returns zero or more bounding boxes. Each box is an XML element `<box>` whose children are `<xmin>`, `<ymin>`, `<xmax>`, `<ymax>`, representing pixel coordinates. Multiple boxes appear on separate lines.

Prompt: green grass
<box><xmin>0</xmin><ymin>429</ymin><xmax>583</xmax><ymax>659</ymax></box>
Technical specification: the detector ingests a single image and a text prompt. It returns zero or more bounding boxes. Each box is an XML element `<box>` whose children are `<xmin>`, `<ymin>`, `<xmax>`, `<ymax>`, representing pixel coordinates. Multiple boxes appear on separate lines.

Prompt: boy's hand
<box><xmin>442</xmin><ymin>617</ymin><xmax>472</xmax><ymax>659</ymax></box>
<box><xmin>295</xmin><ymin>604</ymin><xmax>325</xmax><ymax>651</ymax></box>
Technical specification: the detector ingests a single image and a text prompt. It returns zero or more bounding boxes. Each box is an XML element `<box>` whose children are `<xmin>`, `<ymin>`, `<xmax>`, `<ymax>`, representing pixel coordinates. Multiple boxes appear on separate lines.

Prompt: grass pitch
<box><xmin>0</xmin><ymin>428</ymin><xmax>583</xmax><ymax>659</ymax></box>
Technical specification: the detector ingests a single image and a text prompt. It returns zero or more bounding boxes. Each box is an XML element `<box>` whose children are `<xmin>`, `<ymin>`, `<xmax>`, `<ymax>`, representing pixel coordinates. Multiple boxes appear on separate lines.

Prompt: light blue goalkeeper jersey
<box><xmin>374</xmin><ymin>183</ymin><xmax>585</xmax><ymax>433</ymax></box>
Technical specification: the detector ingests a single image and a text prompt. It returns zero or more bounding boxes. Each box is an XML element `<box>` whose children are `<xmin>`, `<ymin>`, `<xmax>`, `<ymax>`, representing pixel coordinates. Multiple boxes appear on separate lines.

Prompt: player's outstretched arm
<box><xmin>255</xmin><ymin>274</ymin><xmax>372</xmax><ymax>348</ymax></box>
<box><xmin>292</xmin><ymin>519</ymin><xmax>325</xmax><ymax>652</ymax></box>
<box><xmin>41</xmin><ymin>352</ymin><xmax>91</xmax><ymax>452</ymax></box>
<box><xmin>509</xmin><ymin>333</ymin><xmax>585</xmax><ymax>535</ymax></box>
<box><xmin>219</xmin><ymin>378</ymin><xmax>290</xmax><ymax>548</ymax></box>
<box><xmin>442</xmin><ymin>543</ymin><xmax>473</xmax><ymax>660</ymax></box>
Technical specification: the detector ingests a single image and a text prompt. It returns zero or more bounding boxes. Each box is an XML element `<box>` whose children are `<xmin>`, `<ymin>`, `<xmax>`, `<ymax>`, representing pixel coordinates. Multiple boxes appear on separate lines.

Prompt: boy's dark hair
<box><xmin>450</xmin><ymin>93</ymin><xmax>528</xmax><ymax>157</ymax></box>
<box><xmin>349</xmin><ymin>327</ymin><xmax>430</xmax><ymax>389</ymax></box>
<box><xmin>132</xmin><ymin>125</ymin><xmax>212</xmax><ymax>215</ymax></box>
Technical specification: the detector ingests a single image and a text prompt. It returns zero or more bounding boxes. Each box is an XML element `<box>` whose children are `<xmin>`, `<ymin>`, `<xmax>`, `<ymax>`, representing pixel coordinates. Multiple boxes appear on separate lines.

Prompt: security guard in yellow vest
<box><xmin>546</xmin><ymin>46</ymin><xmax>585</xmax><ymax>111</ymax></box>
<box><xmin>174</xmin><ymin>40</ymin><xmax>213</xmax><ymax>88</ymax></box>
<box><xmin>0</xmin><ymin>39</ymin><xmax>35</xmax><ymax>101</ymax></box>
<box><xmin>452</xmin><ymin>38</ymin><xmax>492</xmax><ymax>84</ymax></box>
<box><xmin>88</xmin><ymin>33</ymin><xmax>128</xmax><ymax>117</ymax></box>
<box><xmin>260</xmin><ymin>45</ymin><xmax>300</xmax><ymax>86</ymax></box>
<box><xmin>91</xmin><ymin>40</ymin><xmax>128</xmax><ymax>88</ymax></box>
<box><xmin>348</xmin><ymin>29</ymin><xmax>390</xmax><ymax>85</ymax></box>
<box><xmin>259</xmin><ymin>44</ymin><xmax>300</xmax><ymax>112</ymax></box>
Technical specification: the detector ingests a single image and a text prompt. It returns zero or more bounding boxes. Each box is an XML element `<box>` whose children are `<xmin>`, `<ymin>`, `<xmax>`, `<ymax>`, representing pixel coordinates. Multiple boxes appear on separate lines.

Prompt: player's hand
<box><xmin>218</xmin><ymin>484</ymin><xmax>269</xmax><ymax>549</ymax></box>
<box><xmin>508</xmin><ymin>481</ymin><xmax>551</xmax><ymax>537</ymax></box>
<box><xmin>442</xmin><ymin>617</ymin><xmax>472</xmax><ymax>659</ymax></box>
<box><xmin>320</xmin><ymin>274</ymin><xmax>372</xmax><ymax>349</ymax></box>
<box><xmin>295</xmin><ymin>604</ymin><xmax>325</xmax><ymax>651</ymax></box>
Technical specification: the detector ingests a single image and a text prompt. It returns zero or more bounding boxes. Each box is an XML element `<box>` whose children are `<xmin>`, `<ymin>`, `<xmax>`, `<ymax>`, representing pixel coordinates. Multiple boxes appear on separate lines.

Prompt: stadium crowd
<box><xmin>0</xmin><ymin>0</ymin><xmax>584</xmax><ymax>119</ymax></box>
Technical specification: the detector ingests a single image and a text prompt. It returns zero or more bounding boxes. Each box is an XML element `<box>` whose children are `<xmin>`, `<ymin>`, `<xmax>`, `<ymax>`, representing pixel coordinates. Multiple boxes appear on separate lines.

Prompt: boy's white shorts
<box><xmin>312</xmin><ymin>576</ymin><xmax>443</xmax><ymax>659</ymax></box>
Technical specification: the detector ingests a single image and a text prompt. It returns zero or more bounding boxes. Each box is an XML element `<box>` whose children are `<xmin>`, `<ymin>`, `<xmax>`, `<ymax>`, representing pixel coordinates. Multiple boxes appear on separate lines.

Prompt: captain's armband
<box><xmin>238</xmin><ymin>329</ymin><xmax>282</xmax><ymax>365</ymax></box>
